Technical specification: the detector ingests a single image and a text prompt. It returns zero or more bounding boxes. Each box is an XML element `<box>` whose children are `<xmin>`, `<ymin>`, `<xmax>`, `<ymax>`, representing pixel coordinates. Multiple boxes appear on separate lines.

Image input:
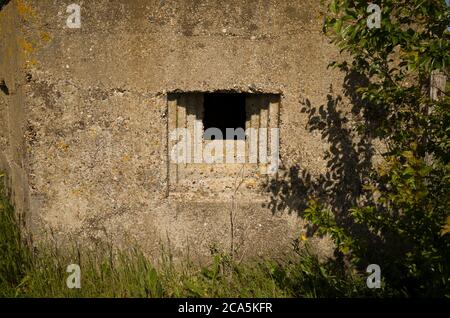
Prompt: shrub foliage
<box><xmin>301</xmin><ymin>0</ymin><xmax>450</xmax><ymax>296</ymax></box>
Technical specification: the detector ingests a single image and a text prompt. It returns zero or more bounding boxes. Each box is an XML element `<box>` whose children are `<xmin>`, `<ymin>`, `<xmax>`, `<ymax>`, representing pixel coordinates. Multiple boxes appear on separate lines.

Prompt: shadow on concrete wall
<box><xmin>0</xmin><ymin>0</ymin><xmax>10</xmax><ymax>11</ymax></box>
<box><xmin>0</xmin><ymin>80</ymin><xmax>9</xmax><ymax>95</ymax></box>
<box><xmin>266</xmin><ymin>70</ymin><xmax>389</xmax><ymax>245</ymax></box>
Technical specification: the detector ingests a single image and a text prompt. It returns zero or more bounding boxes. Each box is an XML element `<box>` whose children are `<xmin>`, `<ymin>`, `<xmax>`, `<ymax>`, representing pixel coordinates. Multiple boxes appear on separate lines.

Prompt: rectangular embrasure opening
<box><xmin>167</xmin><ymin>91</ymin><xmax>281</xmax><ymax>192</ymax></box>
<box><xmin>202</xmin><ymin>93</ymin><xmax>246</xmax><ymax>140</ymax></box>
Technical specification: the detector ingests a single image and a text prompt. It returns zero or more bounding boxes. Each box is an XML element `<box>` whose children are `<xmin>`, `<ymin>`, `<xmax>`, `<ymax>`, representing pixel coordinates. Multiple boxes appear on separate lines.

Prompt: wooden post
<box><xmin>425</xmin><ymin>71</ymin><xmax>447</xmax><ymax>164</ymax></box>
<box><xmin>430</xmin><ymin>70</ymin><xmax>447</xmax><ymax>101</ymax></box>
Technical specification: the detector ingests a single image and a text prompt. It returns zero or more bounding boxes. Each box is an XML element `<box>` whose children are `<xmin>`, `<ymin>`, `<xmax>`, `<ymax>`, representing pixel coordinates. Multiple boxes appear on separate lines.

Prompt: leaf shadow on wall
<box><xmin>266</xmin><ymin>70</ymin><xmax>388</xmax><ymax>243</ymax></box>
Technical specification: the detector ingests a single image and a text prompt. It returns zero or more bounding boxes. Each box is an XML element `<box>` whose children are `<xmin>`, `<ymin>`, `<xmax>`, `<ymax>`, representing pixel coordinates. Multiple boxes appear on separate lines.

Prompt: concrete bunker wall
<box><xmin>0</xmin><ymin>0</ymin><xmax>351</xmax><ymax>260</ymax></box>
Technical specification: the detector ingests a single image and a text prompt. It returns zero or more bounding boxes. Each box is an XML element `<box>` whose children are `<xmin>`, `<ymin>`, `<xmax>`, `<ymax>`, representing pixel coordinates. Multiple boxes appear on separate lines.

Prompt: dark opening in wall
<box><xmin>203</xmin><ymin>93</ymin><xmax>246</xmax><ymax>140</ymax></box>
<box><xmin>0</xmin><ymin>80</ymin><xmax>9</xmax><ymax>95</ymax></box>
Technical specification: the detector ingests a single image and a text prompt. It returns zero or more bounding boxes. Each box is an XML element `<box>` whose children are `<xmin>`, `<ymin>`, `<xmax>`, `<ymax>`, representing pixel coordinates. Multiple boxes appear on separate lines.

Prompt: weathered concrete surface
<box><xmin>0</xmin><ymin>0</ymin><xmax>354</xmax><ymax>261</ymax></box>
<box><xmin>0</xmin><ymin>1</ymin><xmax>32</xmax><ymax>239</ymax></box>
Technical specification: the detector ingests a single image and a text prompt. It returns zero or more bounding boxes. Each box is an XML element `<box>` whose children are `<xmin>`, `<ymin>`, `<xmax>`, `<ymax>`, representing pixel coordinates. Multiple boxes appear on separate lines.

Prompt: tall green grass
<box><xmin>0</xmin><ymin>172</ymin><xmax>31</xmax><ymax>297</ymax></box>
<box><xmin>0</xmin><ymin>172</ymin><xmax>372</xmax><ymax>298</ymax></box>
